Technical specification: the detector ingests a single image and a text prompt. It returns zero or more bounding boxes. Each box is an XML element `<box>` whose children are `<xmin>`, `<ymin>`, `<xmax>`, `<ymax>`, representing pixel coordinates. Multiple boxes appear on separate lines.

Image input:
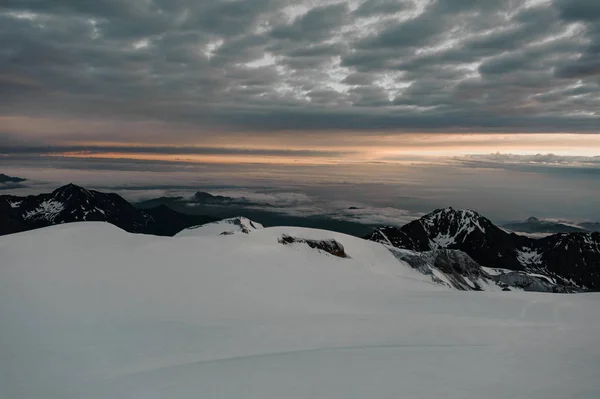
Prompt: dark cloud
<box><xmin>454</xmin><ymin>153</ymin><xmax>600</xmax><ymax>178</ymax></box>
<box><xmin>0</xmin><ymin>144</ymin><xmax>354</xmax><ymax>158</ymax></box>
<box><xmin>270</xmin><ymin>3</ymin><xmax>349</xmax><ymax>41</ymax></box>
<box><xmin>358</xmin><ymin>12</ymin><xmax>446</xmax><ymax>50</ymax></box>
<box><xmin>553</xmin><ymin>0</ymin><xmax>600</xmax><ymax>79</ymax></box>
<box><xmin>354</xmin><ymin>0</ymin><xmax>412</xmax><ymax>17</ymax></box>
<box><xmin>556</xmin><ymin>0</ymin><xmax>600</xmax><ymax>21</ymax></box>
<box><xmin>1</xmin><ymin>0</ymin><xmax>600</xmax><ymax>140</ymax></box>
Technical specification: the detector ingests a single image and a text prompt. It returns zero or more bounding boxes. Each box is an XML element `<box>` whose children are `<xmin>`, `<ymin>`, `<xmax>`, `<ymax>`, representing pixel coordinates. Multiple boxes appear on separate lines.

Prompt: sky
<box><xmin>1</xmin><ymin>0</ymin><xmax>599</xmax><ymax>225</ymax></box>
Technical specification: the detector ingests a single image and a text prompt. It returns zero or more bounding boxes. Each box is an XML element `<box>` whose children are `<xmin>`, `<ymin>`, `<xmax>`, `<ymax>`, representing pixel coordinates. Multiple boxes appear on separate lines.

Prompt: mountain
<box><xmin>141</xmin><ymin>204</ymin><xmax>218</xmax><ymax>236</ymax></box>
<box><xmin>136</xmin><ymin>191</ymin><xmax>262</xmax><ymax>209</ymax></box>
<box><xmin>0</xmin><ymin>173</ymin><xmax>26</xmax><ymax>183</ymax></box>
<box><xmin>2</xmin><ymin>222</ymin><xmax>598</xmax><ymax>399</ymax></box>
<box><xmin>503</xmin><ymin>216</ymin><xmax>588</xmax><ymax>235</ymax></box>
<box><xmin>0</xmin><ymin>184</ymin><xmax>216</xmax><ymax>236</ymax></box>
<box><xmin>135</xmin><ymin>191</ymin><xmax>376</xmax><ymax>237</ymax></box>
<box><xmin>0</xmin><ymin>173</ymin><xmax>27</xmax><ymax>190</ymax></box>
<box><xmin>536</xmin><ymin>232</ymin><xmax>600</xmax><ymax>289</ymax></box>
<box><xmin>367</xmin><ymin>207</ymin><xmax>600</xmax><ymax>291</ymax></box>
<box><xmin>368</xmin><ymin>207</ymin><xmax>530</xmax><ymax>270</ymax></box>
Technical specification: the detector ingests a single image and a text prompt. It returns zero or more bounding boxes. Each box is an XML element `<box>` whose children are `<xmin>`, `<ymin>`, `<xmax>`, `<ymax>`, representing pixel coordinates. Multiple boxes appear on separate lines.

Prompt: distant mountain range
<box><xmin>1</xmin><ymin>184</ymin><xmax>599</xmax><ymax>292</ymax></box>
<box><xmin>0</xmin><ymin>184</ymin><xmax>216</xmax><ymax>236</ymax></box>
<box><xmin>0</xmin><ymin>173</ymin><xmax>26</xmax><ymax>183</ymax></box>
<box><xmin>503</xmin><ymin>216</ymin><xmax>598</xmax><ymax>235</ymax></box>
<box><xmin>136</xmin><ymin>191</ymin><xmax>377</xmax><ymax>237</ymax></box>
<box><xmin>366</xmin><ymin>208</ymin><xmax>600</xmax><ymax>291</ymax></box>
<box><xmin>0</xmin><ymin>173</ymin><xmax>27</xmax><ymax>190</ymax></box>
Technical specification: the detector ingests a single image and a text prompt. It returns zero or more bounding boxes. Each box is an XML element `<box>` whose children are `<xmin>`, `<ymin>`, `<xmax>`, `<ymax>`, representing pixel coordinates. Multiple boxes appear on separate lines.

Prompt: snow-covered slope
<box><xmin>1</xmin><ymin>222</ymin><xmax>599</xmax><ymax>399</ymax></box>
<box><xmin>176</xmin><ymin>216</ymin><xmax>263</xmax><ymax>237</ymax></box>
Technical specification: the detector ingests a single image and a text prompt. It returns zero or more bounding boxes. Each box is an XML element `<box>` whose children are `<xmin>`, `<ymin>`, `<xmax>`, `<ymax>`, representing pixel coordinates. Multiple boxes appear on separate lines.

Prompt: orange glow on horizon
<box><xmin>49</xmin><ymin>151</ymin><xmax>364</xmax><ymax>166</ymax></box>
<box><xmin>51</xmin><ymin>133</ymin><xmax>600</xmax><ymax>164</ymax></box>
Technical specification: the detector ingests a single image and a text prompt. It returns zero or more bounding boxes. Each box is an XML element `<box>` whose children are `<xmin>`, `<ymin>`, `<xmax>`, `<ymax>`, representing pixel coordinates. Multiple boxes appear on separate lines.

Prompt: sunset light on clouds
<box><xmin>1</xmin><ymin>0</ymin><xmax>599</xmax><ymax>222</ymax></box>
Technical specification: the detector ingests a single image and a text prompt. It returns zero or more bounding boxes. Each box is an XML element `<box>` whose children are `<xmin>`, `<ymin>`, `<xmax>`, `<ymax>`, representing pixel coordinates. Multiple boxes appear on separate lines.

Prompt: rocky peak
<box><xmin>419</xmin><ymin>207</ymin><xmax>490</xmax><ymax>232</ymax></box>
<box><xmin>51</xmin><ymin>183</ymin><xmax>95</xmax><ymax>203</ymax></box>
<box><xmin>368</xmin><ymin>207</ymin><xmax>530</xmax><ymax>271</ymax></box>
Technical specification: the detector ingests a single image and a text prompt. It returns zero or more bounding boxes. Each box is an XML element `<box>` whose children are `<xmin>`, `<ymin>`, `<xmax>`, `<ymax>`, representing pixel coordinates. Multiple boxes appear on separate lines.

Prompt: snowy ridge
<box><xmin>503</xmin><ymin>216</ymin><xmax>590</xmax><ymax>235</ymax></box>
<box><xmin>176</xmin><ymin>216</ymin><xmax>264</xmax><ymax>237</ymax></box>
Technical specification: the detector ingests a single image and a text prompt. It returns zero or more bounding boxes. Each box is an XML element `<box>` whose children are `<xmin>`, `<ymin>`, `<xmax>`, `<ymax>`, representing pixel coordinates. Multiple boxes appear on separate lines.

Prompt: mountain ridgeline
<box><xmin>366</xmin><ymin>208</ymin><xmax>600</xmax><ymax>291</ymax></box>
<box><xmin>1</xmin><ymin>185</ymin><xmax>599</xmax><ymax>292</ymax></box>
<box><xmin>502</xmin><ymin>216</ymin><xmax>591</xmax><ymax>235</ymax></box>
<box><xmin>0</xmin><ymin>184</ymin><xmax>216</xmax><ymax>236</ymax></box>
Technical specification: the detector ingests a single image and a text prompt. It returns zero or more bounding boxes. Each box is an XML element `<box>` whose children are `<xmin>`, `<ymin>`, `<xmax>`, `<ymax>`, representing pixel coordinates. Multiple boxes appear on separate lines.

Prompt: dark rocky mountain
<box><xmin>503</xmin><ymin>216</ymin><xmax>588</xmax><ymax>235</ymax></box>
<box><xmin>0</xmin><ymin>173</ymin><xmax>26</xmax><ymax>183</ymax></box>
<box><xmin>136</xmin><ymin>191</ymin><xmax>267</xmax><ymax>209</ymax></box>
<box><xmin>0</xmin><ymin>173</ymin><xmax>27</xmax><ymax>190</ymax></box>
<box><xmin>368</xmin><ymin>208</ymin><xmax>530</xmax><ymax>270</ymax></box>
<box><xmin>367</xmin><ymin>207</ymin><xmax>600</xmax><ymax>291</ymax></box>
<box><xmin>0</xmin><ymin>184</ymin><xmax>216</xmax><ymax>236</ymax></box>
<box><xmin>536</xmin><ymin>232</ymin><xmax>600</xmax><ymax>289</ymax></box>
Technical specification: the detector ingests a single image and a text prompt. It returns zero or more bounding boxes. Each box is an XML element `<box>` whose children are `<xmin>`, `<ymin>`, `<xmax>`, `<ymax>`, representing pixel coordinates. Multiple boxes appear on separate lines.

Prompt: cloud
<box><xmin>553</xmin><ymin>0</ymin><xmax>600</xmax><ymax>79</ymax></box>
<box><xmin>270</xmin><ymin>3</ymin><xmax>349</xmax><ymax>42</ymax></box>
<box><xmin>325</xmin><ymin>204</ymin><xmax>420</xmax><ymax>226</ymax></box>
<box><xmin>202</xmin><ymin>189</ymin><xmax>420</xmax><ymax>226</ymax></box>
<box><xmin>354</xmin><ymin>0</ymin><xmax>412</xmax><ymax>17</ymax></box>
<box><xmin>455</xmin><ymin>153</ymin><xmax>600</xmax><ymax>177</ymax></box>
<box><xmin>0</xmin><ymin>144</ymin><xmax>354</xmax><ymax>158</ymax></box>
<box><xmin>1</xmin><ymin>0</ymin><xmax>600</xmax><ymax>144</ymax></box>
<box><xmin>458</xmin><ymin>153</ymin><xmax>600</xmax><ymax>167</ymax></box>
<box><xmin>0</xmin><ymin>182</ymin><xmax>27</xmax><ymax>190</ymax></box>
<box><xmin>3</xmin><ymin>151</ymin><xmax>600</xmax><ymax>224</ymax></box>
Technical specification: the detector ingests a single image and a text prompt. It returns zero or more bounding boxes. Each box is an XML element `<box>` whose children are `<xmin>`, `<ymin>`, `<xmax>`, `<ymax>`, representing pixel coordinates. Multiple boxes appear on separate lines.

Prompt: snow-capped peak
<box><xmin>176</xmin><ymin>216</ymin><xmax>263</xmax><ymax>237</ymax></box>
<box><xmin>415</xmin><ymin>207</ymin><xmax>491</xmax><ymax>248</ymax></box>
<box><xmin>421</xmin><ymin>207</ymin><xmax>485</xmax><ymax>229</ymax></box>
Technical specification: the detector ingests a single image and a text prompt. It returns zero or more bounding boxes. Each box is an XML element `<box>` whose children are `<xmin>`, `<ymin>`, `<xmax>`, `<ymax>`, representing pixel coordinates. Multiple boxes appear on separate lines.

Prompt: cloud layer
<box><xmin>3</xmin><ymin>150</ymin><xmax>600</xmax><ymax>223</ymax></box>
<box><xmin>1</xmin><ymin>0</ymin><xmax>600</xmax><ymax>143</ymax></box>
